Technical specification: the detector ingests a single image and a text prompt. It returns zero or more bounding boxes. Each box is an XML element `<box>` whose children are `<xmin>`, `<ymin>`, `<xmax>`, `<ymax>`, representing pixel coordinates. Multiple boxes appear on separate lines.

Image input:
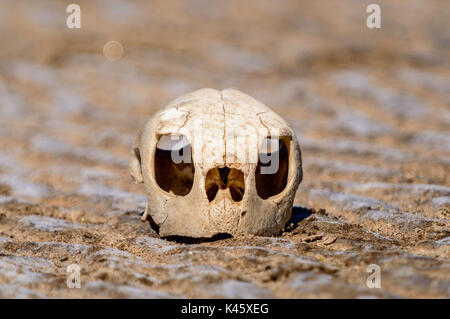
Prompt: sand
<box><xmin>0</xmin><ymin>0</ymin><xmax>448</xmax><ymax>298</ymax></box>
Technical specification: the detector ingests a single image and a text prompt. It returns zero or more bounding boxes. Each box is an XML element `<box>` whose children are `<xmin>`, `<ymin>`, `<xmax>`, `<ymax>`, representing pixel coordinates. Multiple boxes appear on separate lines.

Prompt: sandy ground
<box><xmin>0</xmin><ymin>0</ymin><xmax>449</xmax><ymax>298</ymax></box>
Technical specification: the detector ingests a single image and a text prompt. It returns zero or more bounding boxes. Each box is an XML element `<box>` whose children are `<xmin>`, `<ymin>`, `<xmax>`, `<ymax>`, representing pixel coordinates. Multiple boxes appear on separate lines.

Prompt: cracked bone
<box><xmin>130</xmin><ymin>88</ymin><xmax>302</xmax><ymax>237</ymax></box>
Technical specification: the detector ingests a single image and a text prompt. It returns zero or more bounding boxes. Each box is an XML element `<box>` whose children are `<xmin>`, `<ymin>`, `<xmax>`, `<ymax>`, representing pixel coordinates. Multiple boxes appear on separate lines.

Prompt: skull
<box><xmin>130</xmin><ymin>88</ymin><xmax>302</xmax><ymax>237</ymax></box>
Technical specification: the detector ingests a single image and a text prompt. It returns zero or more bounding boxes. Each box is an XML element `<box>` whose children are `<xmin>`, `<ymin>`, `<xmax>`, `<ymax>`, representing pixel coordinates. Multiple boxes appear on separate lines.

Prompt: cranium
<box><xmin>130</xmin><ymin>88</ymin><xmax>302</xmax><ymax>238</ymax></box>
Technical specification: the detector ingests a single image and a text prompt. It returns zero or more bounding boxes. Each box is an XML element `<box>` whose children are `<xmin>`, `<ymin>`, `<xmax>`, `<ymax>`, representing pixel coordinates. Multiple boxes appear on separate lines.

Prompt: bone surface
<box><xmin>130</xmin><ymin>89</ymin><xmax>302</xmax><ymax>237</ymax></box>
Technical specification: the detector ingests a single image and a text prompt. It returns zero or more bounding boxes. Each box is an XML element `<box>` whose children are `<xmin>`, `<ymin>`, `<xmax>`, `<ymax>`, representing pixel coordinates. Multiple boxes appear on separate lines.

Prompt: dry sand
<box><xmin>0</xmin><ymin>0</ymin><xmax>448</xmax><ymax>298</ymax></box>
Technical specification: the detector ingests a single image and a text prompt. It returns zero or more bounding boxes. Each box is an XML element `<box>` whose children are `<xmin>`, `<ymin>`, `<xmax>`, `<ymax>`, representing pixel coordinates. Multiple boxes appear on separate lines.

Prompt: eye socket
<box><xmin>255</xmin><ymin>137</ymin><xmax>290</xmax><ymax>199</ymax></box>
<box><xmin>156</xmin><ymin>135</ymin><xmax>191</xmax><ymax>153</ymax></box>
<box><xmin>154</xmin><ymin>135</ymin><xmax>194</xmax><ymax>196</ymax></box>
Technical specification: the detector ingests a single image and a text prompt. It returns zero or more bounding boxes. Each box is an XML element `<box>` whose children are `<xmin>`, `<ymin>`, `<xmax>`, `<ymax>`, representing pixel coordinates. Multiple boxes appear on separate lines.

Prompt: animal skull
<box><xmin>130</xmin><ymin>88</ymin><xmax>302</xmax><ymax>237</ymax></box>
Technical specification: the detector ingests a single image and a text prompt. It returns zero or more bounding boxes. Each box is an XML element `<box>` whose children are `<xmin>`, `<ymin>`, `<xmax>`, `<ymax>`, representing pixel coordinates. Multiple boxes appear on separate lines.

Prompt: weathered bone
<box><xmin>130</xmin><ymin>88</ymin><xmax>302</xmax><ymax>237</ymax></box>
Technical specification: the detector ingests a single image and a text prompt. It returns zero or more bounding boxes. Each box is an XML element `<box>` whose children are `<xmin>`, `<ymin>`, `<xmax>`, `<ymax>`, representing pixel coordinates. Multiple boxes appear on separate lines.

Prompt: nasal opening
<box><xmin>218</xmin><ymin>166</ymin><xmax>230</xmax><ymax>186</ymax></box>
<box><xmin>205</xmin><ymin>166</ymin><xmax>245</xmax><ymax>202</ymax></box>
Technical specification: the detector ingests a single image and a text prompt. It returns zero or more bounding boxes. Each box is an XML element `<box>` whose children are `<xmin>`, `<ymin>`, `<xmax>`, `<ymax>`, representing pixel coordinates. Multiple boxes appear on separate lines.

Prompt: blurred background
<box><xmin>0</xmin><ymin>0</ymin><xmax>448</xmax><ymax>298</ymax></box>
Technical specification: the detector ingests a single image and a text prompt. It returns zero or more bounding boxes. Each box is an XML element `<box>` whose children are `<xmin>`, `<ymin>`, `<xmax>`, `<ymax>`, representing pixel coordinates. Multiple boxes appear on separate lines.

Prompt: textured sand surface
<box><xmin>0</xmin><ymin>0</ymin><xmax>449</xmax><ymax>298</ymax></box>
